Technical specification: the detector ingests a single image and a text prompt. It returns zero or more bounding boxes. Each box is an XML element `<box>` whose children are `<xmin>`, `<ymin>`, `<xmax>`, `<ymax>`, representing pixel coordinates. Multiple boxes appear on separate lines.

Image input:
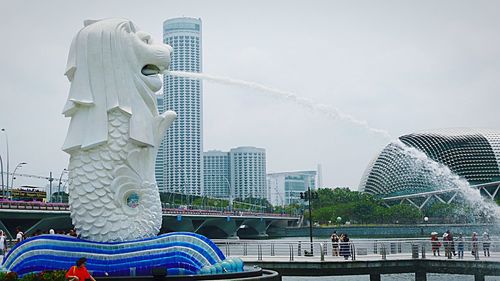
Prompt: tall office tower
<box><xmin>157</xmin><ymin>17</ymin><xmax>203</xmax><ymax>195</ymax></box>
<box><xmin>203</xmin><ymin>150</ymin><xmax>230</xmax><ymax>199</ymax></box>
<box><xmin>155</xmin><ymin>95</ymin><xmax>166</xmax><ymax>190</ymax></box>
<box><xmin>267</xmin><ymin>171</ymin><xmax>317</xmax><ymax>206</ymax></box>
<box><xmin>230</xmin><ymin>147</ymin><xmax>267</xmax><ymax>200</ymax></box>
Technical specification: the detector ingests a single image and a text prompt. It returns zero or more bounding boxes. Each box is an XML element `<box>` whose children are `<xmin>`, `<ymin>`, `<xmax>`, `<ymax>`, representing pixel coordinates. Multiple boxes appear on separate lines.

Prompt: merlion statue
<box><xmin>62</xmin><ymin>18</ymin><xmax>176</xmax><ymax>242</ymax></box>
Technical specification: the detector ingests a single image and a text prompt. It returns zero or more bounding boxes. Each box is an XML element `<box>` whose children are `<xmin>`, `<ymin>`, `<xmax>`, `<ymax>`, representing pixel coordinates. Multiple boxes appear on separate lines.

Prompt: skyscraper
<box><xmin>230</xmin><ymin>147</ymin><xmax>267</xmax><ymax>200</ymax></box>
<box><xmin>156</xmin><ymin>17</ymin><xmax>203</xmax><ymax>195</ymax></box>
<box><xmin>155</xmin><ymin>94</ymin><xmax>166</xmax><ymax>190</ymax></box>
<box><xmin>203</xmin><ymin>150</ymin><xmax>230</xmax><ymax>199</ymax></box>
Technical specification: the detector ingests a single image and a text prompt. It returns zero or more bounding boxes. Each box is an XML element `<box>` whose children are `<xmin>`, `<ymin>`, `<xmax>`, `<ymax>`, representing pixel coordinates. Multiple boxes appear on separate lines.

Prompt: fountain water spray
<box><xmin>392</xmin><ymin>139</ymin><xmax>500</xmax><ymax>222</ymax></box>
<box><xmin>165</xmin><ymin>70</ymin><xmax>392</xmax><ymax>139</ymax></box>
<box><xmin>165</xmin><ymin>70</ymin><xmax>500</xmax><ymax>223</ymax></box>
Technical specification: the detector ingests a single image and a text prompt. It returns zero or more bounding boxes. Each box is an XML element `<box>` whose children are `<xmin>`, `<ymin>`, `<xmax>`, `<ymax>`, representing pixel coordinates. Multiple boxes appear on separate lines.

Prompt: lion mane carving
<box><xmin>62</xmin><ymin>18</ymin><xmax>176</xmax><ymax>242</ymax></box>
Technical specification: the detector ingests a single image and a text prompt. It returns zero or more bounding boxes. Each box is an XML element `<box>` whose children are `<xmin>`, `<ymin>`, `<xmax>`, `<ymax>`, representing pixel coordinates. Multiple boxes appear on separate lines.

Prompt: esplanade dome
<box><xmin>359</xmin><ymin>129</ymin><xmax>500</xmax><ymax>197</ymax></box>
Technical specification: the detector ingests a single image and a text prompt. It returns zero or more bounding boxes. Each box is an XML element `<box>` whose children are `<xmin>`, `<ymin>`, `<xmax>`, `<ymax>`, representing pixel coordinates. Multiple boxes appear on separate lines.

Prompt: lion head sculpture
<box><xmin>62</xmin><ymin>18</ymin><xmax>173</xmax><ymax>152</ymax></box>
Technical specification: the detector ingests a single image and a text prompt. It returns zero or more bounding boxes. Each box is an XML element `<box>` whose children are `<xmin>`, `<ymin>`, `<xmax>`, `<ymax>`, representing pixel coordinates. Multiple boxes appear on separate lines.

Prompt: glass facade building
<box><xmin>267</xmin><ymin>171</ymin><xmax>317</xmax><ymax>206</ymax></box>
<box><xmin>156</xmin><ymin>17</ymin><xmax>203</xmax><ymax>195</ymax></box>
<box><xmin>359</xmin><ymin>129</ymin><xmax>500</xmax><ymax>197</ymax></box>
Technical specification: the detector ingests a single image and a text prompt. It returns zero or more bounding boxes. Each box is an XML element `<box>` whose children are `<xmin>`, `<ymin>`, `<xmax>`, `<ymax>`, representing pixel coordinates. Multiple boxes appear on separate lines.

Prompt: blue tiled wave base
<box><xmin>1</xmin><ymin>232</ymin><xmax>244</xmax><ymax>277</ymax></box>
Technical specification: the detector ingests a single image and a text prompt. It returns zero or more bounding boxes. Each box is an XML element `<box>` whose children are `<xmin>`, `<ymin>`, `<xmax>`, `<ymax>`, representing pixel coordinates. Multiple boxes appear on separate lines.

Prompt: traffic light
<box><xmin>300</xmin><ymin>191</ymin><xmax>318</xmax><ymax>200</ymax></box>
<box><xmin>313</xmin><ymin>192</ymin><xmax>319</xmax><ymax>199</ymax></box>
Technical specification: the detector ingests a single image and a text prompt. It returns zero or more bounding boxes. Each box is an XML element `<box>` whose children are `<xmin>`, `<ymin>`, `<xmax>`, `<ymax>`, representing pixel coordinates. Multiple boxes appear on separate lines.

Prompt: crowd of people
<box><xmin>327</xmin><ymin>229</ymin><xmax>492</xmax><ymax>261</ymax></box>
<box><xmin>431</xmin><ymin>230</ymin><xmax>491</xmax><ymax>259</ymax></box>
<box><xmin>0</xmin><ymin>226</ymin><xmax>79</xmax><ymax>257</ymax></box>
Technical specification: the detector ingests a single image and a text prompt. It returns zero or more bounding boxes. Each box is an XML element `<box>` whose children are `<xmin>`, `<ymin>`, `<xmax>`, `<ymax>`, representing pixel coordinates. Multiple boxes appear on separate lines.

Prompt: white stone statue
<box><xmin>62</xmin><ymin>18</ymin><xmax>176</xmax><ymax>242</ymax></box>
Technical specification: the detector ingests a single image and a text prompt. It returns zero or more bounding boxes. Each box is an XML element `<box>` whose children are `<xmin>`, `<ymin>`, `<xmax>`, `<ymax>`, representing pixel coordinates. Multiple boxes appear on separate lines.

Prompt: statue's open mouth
<box><xmin>141</xmin><ymin>64</ymin><xmax>161</xmax><ymax>76</ymax></box>
<box><xmin>141</xmin><ymin>64</ymin><xmax>163</xmax><ymax>92</ymax></box>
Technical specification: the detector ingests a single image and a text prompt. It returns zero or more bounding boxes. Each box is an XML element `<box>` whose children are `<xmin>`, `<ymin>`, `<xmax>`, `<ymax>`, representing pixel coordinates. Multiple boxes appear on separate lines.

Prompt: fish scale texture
<box><xmin>68</xmin><ymin>109</ymin><xmax>162</xmax><ymax>242</ymax></box>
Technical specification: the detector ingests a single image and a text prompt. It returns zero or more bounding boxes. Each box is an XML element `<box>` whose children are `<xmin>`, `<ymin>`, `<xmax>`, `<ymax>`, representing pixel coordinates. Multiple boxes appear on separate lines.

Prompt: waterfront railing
<box><xmin>213</xmin><ymin>239</ymin><xmax>499</xmax><ymax>262</ymax></box>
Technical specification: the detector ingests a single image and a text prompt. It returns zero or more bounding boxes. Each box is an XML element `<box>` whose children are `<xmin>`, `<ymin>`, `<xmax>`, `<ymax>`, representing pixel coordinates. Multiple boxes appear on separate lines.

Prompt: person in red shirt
<box><xmin>66</xmin><ymin>257</ymin><xmax>96</xmax><ymax>281</ymax></box>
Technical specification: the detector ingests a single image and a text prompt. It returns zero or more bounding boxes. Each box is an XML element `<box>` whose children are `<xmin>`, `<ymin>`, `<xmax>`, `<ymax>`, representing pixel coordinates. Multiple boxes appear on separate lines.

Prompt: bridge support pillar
<box><xmin>474</xmin><ymin>274</ymin><xmax>485</xmax><ymax>281</ymax></box>
<box><xmin>415</xmin><ymin>271</ymin><xmax>427</xmax><ymax>281</ymax></box>
<box><xmin>369</xmin><ymin>273</ymin><xmax>381</xmax><ymax>281</ymax></box>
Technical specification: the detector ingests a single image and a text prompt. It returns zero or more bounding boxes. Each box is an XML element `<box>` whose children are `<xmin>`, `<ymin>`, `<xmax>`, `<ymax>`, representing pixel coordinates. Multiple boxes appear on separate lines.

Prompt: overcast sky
<box><xmin>0</xmin><ymin>0</ymin><xmax>499</xmax><ymax>190</ymax></box>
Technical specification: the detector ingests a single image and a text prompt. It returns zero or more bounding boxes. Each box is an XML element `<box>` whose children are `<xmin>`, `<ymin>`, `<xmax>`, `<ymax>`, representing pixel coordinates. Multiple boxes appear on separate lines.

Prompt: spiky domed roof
<box><xmin>359</xmin><ymin>129</ymin><xmax>500</xmax><ymax>197</ymax></box>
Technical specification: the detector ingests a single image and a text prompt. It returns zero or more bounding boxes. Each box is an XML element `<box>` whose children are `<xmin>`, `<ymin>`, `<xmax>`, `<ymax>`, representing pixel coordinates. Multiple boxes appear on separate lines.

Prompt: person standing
<box><xmin>340</xmin><ymin>233</ymin><xmax>351</xmax><ymax>260</ymax></box>
<box><xmin>471</xmin><ymin>232</ymin><xmax>478</xmax><ymax>258</ymax></box>
<box><xmin>446</xmin><ymin>230</ymin><xmax>456</xmax><ymax>256</ymax></box>
<box><xmin>66</xmin><ymin>257</ymin><xmax>96</xmax><ymax>281</ymax></box>
<box><xmin>431</xmin><ymin>232</ymin><xmax>441</xmax><ymax>256</ymax></box>
<box><xmin>68</xmin><ymin>229</ymin><xmax>77</xmax><ymax>237</ymax></box>
<box><xmin>331</xmin><ymin>231</ymin><xmax>339</xmax><ymax>256</ymax></box>
<box><xmin>15</xmin><ymin>227</ymin><xmax>24</xmax><ymax>244</ymax></box>
<box><xmin>443</xmin><ymin>233</ymin><xmax>451</xmax><ymax>259</ymax></box>
<box><xmin>483</xmin><ymin>232</ymin><xmax>491</xmax><ymax>257</ymax></box>
<box><xmin>0</xmin><ymin>230</ymin><xmax>6</xmax><ymax>257</ymax></box>
<box><xmin>456</xmin><ymin>233</ymin><xmax>464</xmax><ymax>259</ymax></box>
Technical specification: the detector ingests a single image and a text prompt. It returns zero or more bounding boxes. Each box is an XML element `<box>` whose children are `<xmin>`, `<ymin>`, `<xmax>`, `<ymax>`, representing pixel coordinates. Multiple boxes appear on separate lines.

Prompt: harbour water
<box><xmin>284</xmin><ymin>274</ymin><xmax>500</xmax><ymax>281</ymax></box>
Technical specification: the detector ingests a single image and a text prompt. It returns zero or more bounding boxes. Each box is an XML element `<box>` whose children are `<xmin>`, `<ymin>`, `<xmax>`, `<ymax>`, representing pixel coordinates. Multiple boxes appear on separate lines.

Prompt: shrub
<box><xmin>0</xmin><ymin>272</ymin><xmax>18</xmax><ymax>281</ymax></box>
<box><xmin>0</xmin><ymin>270</ymin><xmax>66</xmax><ymax>281</ymax></box>
<box><xmin>37</xmin><ymin>271</ymin><xmax>65</xmax><ymax>281</ymax></box>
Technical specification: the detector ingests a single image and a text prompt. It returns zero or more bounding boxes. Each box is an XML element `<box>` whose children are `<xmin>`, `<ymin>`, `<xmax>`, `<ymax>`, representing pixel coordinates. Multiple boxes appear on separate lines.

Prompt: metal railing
<box><xmin>213</xmin><ymin>238</ymin><xmax>499</xmax><ymax>262</ymax></box>
<box><xmin>0</xmin><ymin>200</ymin><xmax>69</xmax><ymax>211</ymax></box>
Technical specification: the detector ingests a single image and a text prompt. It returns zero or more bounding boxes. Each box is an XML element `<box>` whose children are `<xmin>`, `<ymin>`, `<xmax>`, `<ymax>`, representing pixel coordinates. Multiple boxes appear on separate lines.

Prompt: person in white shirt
<box><xmin>15</xmin><ymin>227</ymin><xmax>23</xmax><ymax>244</ymax></box>
<box><xmin>0</xmin><ymin>230</ymin><xmax>6</xmax><ymax>256</ymax></box>
<box><xmin>49</xmin><ymin>229</ymin><xmax>55</xmax><ymax>235</ymax></box>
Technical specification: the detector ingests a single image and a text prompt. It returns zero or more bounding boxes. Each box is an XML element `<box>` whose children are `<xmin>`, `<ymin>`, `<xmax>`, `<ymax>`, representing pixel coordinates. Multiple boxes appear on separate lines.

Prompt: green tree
<box><xmin>311</xmin><ymin>206</ymin><xmax>335</xmax><ymax>224</ymax></box>
<box><xmin>384</xmin><ymin>204</ymin><xmax>422</xmax><ymax>224</ymax></box>
<box><xmin>310</xmin><ymin>187</ymin><xmax>423</xmax><ymax>225</ymax></box>
<box><xmin>351</xmin><ymin>199</ymin><xmax>378</xmax><ymax>224</ymax></box>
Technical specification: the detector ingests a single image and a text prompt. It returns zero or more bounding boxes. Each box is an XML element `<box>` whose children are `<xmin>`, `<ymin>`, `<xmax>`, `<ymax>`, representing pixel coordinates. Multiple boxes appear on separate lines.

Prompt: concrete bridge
<box><xmin>0</xmin><ymin>201</ymin><xmax>299</xmax><ymax>239</ymax></box>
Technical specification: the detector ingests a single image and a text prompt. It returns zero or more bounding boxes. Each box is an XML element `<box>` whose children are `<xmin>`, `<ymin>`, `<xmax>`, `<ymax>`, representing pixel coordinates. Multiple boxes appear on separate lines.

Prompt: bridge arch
<box><xmin>195</xmin><ymin>218</ymin><xmax>240</xmax><ymax>239</ymax></box>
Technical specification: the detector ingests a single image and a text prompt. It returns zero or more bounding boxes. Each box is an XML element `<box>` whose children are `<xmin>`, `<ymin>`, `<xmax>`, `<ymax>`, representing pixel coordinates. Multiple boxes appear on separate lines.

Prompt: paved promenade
<box><xmin>216</xmin><ymin>239</ymin><xmax>500</xmax><ymax>280</ymax></box>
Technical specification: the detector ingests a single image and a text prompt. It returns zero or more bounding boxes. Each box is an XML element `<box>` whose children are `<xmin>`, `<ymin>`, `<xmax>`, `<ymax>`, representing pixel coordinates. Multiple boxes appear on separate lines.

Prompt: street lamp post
<box><xmin>60</xmin><ymin>179</ymin><xmax>69</xmax><ymax>203</ymax></box>
<box><xmin>58</xmin><ymin>168</ymin><xmax>68</xmax><ymax>203</ymax></box>
<box><xmin>307</xmin><ymin>186</ymin><xmax>313</xmax><ymax>256</ymax></box>
<box><xmin>0</xmin><ymin>154</ymin><xmax>4</xmax><ymax>198</ymax></box>
<box><xmin>48</xmin><ymin>172</ymin><xmax>54</xmax><ymax>202</ymax></box>
<box><xmin>222</xmin><ymin>175</ymin><xmax>233</xmax><ymax>210</ymax></box>
<box><xmin>423</xmin><ymin>216</ymin><xmax>429</xmax><ymax>235</ymax></box>
<box><xmin>10</xmin><ymin>162</ymin><xmax>27</xmax><ymax>199</ymax></box>
<box><xmin>300</xmin><ymin>186</ymin><xmax>317</xmax><ymax>256</ymax></box>
<box><xmin>1</xmin><ymin>129</ymin><xmax>9</xmax><ymax>194</ymax></box>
